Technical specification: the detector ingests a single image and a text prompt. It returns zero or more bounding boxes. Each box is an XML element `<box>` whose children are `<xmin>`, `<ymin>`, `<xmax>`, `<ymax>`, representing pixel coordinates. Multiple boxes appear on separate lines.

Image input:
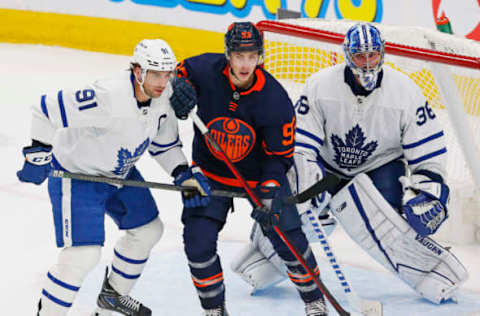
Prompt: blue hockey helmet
<box><xmin>225</xmin><ymin>22</ymin><xmax>264</xmax><ymax>62</ymax></box>
<box><xmin>343</xmin><ymin>23</ymin><xmax>385</xmax><ymax>91</ymax></box>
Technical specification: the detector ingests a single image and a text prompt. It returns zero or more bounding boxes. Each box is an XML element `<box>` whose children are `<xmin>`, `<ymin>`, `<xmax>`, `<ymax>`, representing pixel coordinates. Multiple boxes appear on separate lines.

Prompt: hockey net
<box><xmin>257</xmin><ymin>19</ymin><xmax>480</xmax><ymax>244</ymax></box>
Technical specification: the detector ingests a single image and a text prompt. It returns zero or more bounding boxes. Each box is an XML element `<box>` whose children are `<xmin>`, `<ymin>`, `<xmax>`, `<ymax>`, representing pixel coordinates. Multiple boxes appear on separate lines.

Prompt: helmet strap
<box><xmin>135</xmin><ymin>68</ymin><xmax>148</xmax><ymax>95</ymax></box>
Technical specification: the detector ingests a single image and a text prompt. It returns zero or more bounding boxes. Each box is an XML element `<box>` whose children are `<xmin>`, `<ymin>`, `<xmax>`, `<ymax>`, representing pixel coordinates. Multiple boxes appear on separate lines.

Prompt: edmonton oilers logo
<box><xmin>206</xmin><ymin>117</ymin><xmax>256</xmax><ymax>162</ymax></box>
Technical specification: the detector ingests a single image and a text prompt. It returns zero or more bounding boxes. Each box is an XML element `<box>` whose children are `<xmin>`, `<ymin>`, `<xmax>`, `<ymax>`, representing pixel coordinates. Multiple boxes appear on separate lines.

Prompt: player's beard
<box><xmin>144</xmin><ymin>85</ymin><xmax>164</xmax><ymax>99</ymax></box>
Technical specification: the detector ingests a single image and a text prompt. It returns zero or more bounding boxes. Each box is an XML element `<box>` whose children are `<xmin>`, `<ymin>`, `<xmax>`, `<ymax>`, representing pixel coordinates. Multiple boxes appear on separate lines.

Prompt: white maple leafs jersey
<box><xmin>30</xmin><ymin>70</ymin><xmax>188</xmax><ymax>178</ymax></box>
<box><xmin>295</xmin><ymin>64</ymin><xmax>447</xmax><ymax>180</ymax></box>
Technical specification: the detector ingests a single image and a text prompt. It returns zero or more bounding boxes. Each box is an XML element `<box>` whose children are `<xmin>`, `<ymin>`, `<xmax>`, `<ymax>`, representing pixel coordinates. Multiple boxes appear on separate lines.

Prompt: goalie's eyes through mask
<box><xmin>351</xmin><ymin>51</ymin><xmax>382</xmax><ymax>71</ymax></box>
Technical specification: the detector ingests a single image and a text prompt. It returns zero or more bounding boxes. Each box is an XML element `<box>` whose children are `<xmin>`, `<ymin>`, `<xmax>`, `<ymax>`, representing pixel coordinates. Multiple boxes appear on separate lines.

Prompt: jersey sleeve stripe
<box><xmin>57</xmin><ymin>90</ymin><xmax>68</xmax><ymax>127</ymax></box>
<box><xmin>263</xmin><ymin>145</ymin><xmax>294</xmax><ymax>157</ymax></box>
<box><xmin>407</xmin><ymin>147</ymin><xmax>447</xmax><ymax>165</ymax></box>
<box><xmin>296</xmin><ymin>142</ymin><xmax>320</xmax><ymax>158</ymax></box>
<box><xmin>402</xmin><ymin>131</ymin><xmax>444</xmax><ymax>149</ymax></box>
<box><xmin>41</xmin><ymin>94</ymin><xmax>49</xmax><ymax>118</ymax></box>
<box><xmin>148</xmin><ymin>144</ymin><xmax>182</xmax><ymax>156</ymax></box>
<box><xmin>297</xmin><ymin>128</ymin><xmax>324</xmax><ymax>146</ymax></box>
<box><xmin>151</xmin><ymin>137</ymin><xmax>180</xmax><ymax>148</ymax></box>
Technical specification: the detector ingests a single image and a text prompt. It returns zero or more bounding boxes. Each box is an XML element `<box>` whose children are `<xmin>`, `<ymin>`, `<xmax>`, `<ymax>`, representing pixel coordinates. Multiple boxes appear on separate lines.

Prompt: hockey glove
<box><xmin>251</xmin><ymin>184</ymin><xmax>283</xmax><ymax>234</ymax></box>
<box><xmin>174</xmin><ymin>166</ymin><xmax>211</xmax><ymax>208</ymax></box>
<box><xmin>170</xmin><ymin>77</ymin><xmax>197</xmax><ymax>120</ymax></box>
<box><xmin>251</xmin><ymin>198</ymin><xmax>284</xmax><ymax>234</ymax></box>
<box><xmin>400</xmin><ymin>174</ymin><xmax>450</xmax><ymax>236</ymax></box>
<box><xmin>17</xmin><ymin>144</ymin><xmax>53</xmax><ymax>185</ymax></box>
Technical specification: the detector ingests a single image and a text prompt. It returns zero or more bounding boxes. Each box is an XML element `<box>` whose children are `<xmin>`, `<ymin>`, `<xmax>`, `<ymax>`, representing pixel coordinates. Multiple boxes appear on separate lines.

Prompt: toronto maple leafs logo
<box><xmin>112</xmin><ymin>138</ymin><xmax>150</xmax><ymax>176</ymax></box>
<box><xmin>331</xmin><ymin>124</ymin><xmax>378</xmax><ymax>171</ymax></box>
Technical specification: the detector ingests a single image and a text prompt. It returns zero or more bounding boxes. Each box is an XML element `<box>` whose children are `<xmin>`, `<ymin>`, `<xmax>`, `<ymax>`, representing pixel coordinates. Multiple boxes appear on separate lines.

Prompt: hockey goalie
<box><xmin>231</xmin><ymin>22</ymin><xmax>468</xmax><ymax>305</ymax></box>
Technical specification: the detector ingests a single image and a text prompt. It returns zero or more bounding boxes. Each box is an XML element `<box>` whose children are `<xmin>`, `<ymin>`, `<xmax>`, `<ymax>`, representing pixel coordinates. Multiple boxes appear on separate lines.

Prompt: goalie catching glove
<box><xmin>400</xmin><ymin>174</ymin><xmax>450</xmax><ymax>237</ymax></box>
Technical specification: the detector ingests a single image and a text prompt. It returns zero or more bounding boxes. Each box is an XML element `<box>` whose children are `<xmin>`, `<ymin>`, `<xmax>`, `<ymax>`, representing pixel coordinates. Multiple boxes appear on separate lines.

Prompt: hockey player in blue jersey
<box><xmin>169</xmin><ymin>22</ymin><xmax>328</xmax><ymax>316</ymax></box>
<box><xmin>234</xmin><ymin>22</ymin><xmax>469</xmax><ymax>306</ymax></box>
<box><xmin>17</xmin><ymin>39</ymin><xmax>211</xmax><ymax>316</ymax></box>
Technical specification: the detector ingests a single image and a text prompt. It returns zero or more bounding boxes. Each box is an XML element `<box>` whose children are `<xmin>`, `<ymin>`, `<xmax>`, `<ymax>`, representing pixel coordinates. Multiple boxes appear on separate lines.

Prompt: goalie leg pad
<box><xmin>230</xmin><ymin>242</ymin><xmax>286</xmax><ymax>292</ymax></box>
<box><xmin>231</xmin><ymin>223</ymin><xmax>287</xmax><ymax>291</ymax></box>
<box><xmin>251</xmin><ymin>222</ymin><xmax>287</xmax><ymax>274</ymax></box>
<box><xmin>329</xmin><ymin>173</ymin><xmax>468</xmax><ymax>304</ymax></box>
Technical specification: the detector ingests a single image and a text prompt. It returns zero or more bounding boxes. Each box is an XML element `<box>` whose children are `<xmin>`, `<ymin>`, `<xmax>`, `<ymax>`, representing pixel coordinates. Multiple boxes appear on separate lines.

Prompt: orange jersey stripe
<box><xmin>262</xmin><ymin>141</ymin><xmax>295</xmax><ymax>157</ymax></box>
<box><xmin>201</xmin><ymin>168</ymin><xmax>259</xmax><ymax>188</ymax></box>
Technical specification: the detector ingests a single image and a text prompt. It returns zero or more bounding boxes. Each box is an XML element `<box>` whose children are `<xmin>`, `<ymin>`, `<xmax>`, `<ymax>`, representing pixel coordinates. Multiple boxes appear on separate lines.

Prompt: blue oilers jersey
<box><xmin>176</xmin><ymin>53</ymin><xmax>296</xmax><ymax>188</ymax></box>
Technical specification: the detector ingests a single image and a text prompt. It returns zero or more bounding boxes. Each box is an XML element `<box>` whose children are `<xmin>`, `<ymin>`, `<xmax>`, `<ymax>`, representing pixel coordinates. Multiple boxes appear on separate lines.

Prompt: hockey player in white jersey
<box><xmin>232</xmin><ymin>22</ymin><xmax>468</xmax><ymax>305</ymax></box>
<box><xmin>17</xmin><ymin>39</ymin><xmax>211</xmax><ymax>316</ymax></box>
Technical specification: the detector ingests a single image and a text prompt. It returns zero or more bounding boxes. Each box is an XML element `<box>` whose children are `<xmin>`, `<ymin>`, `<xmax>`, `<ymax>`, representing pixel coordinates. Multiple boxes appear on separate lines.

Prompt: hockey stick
<box><xmin>50</xmin><ymin>170</ymin><xmax>339</xmax><ymax>204</ymax></box>
<box><xmin>189</xmin><ymin>111</ymin><xmax>350</xmax><ymax>316</ymax></box>
<box><xmin>50</xmin><ymin>170</ymin><xmax>243</xmax><ymax>198</ymax></box>
<box><xmin>305</xmin><ymin>209</ymin><xmax>383</xmax><ymax>316</ymax></box>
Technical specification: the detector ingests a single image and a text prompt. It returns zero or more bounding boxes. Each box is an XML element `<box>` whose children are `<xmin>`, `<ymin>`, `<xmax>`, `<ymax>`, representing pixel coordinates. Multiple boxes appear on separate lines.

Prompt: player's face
<box><xmin>351</xmin><ymin>51</ymin><xmax>381</xmax><ymax>71</ymax></box>
<box><xmin>143</xmin><ymin>70</ymin><xmax>172</xmax><ymax>98</ymax></box>
<box><xmin>229</xmin><ymin>51</ymin><xmax>259</xmax><ymax>88</ymax></box>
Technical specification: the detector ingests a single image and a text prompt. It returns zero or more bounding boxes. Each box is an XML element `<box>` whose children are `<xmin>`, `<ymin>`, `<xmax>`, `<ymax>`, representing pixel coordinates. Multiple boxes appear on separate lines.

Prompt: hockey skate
<box><xmin>204</xmin><ymin>303</ymin><xmax>229</xmax><ymax>316</ymax></box>
<box><xmin>92</xmin><ymin>268</ymin><xmax>151</xmax><ymax>316</ymax></box>
<box><xmin>305</xmin><ymin>296</ymin><xmax>328</xmax><ymax>316</ymax></box>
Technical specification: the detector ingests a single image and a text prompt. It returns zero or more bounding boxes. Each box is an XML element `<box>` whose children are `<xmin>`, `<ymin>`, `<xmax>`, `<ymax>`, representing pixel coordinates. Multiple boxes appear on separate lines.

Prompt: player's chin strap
<box><xmin>187</xmin><ymin>109</ymin><xmax>351</xmax><ymax>316</ymax></box>
<box><xmin>134</xmin><ymin>69</ymin><xmax>148</xmax><ymax>96</ymax></box>
<box><xmin>135</xmin><ymin>68</ymin><xmax>162</xmax><ymax>100</ymax></box>
<box><xmin>304</xmin><ymin>208</ymin><xmax>383</xmax><ymax>316</ymax></box>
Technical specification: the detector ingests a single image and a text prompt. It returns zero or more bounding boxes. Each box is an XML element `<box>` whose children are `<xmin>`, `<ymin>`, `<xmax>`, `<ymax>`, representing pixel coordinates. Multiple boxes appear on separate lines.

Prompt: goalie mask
<box><xmin>343</xmin><ymin>23</ymin><xmax>385</xmax><ymax>91</ymax></box>
<box><xmin>225</xmin><ymin>22</ymin><xmax>264</xmax><ymax>64</ymax></box>
<box><xmin>131</xmin><ymin>39</ymin><xmax>177</xmax><ymax>95</ymax></box>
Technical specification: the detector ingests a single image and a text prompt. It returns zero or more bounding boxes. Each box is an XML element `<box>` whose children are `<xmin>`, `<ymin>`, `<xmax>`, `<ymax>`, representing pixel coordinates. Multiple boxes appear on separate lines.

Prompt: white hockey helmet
<box><xmin>131</xmin><ymin>39</ymin><xmax>177</xmax><ymax>89</ymax></box>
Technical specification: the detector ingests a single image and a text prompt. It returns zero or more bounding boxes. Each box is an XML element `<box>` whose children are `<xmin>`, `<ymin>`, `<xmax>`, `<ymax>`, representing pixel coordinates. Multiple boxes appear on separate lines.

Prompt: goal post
<box><xmin>256</xmin><ymin>19</ymin><xmax>480</xmax><ymax>244</ymax></box>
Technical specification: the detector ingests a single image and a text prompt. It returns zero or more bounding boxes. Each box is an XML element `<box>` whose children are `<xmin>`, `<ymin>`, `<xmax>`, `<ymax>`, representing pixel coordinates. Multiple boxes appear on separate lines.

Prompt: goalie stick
<box><xmin>189</xmin><ymin>111</ymin><xmax>350</xmax><ymax>316</ymax></box>
<box><xmin>49</xmin><ymin>170</ymin><xmax>340</xmax><ymax>205</ymax></box>
<box><xmin>305</xmin><ymin>209</ymin><xmax>383</xmax><ymax>316</ymax></box>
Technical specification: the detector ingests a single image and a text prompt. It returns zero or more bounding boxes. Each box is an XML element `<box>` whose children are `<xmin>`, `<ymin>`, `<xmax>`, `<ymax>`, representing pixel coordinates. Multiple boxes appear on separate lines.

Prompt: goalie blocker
<box><xmin>329</xmin><ymin>173</ymin><xmax>468</xmax><ymax>304</ymax></box>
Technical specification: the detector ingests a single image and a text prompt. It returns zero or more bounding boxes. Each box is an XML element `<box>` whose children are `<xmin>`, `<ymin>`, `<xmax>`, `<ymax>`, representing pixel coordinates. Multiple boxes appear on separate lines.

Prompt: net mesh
<box><xmin>260</xmin><ymin>19</ymin><xmax>480</xmax><ymax>243</ymax></box>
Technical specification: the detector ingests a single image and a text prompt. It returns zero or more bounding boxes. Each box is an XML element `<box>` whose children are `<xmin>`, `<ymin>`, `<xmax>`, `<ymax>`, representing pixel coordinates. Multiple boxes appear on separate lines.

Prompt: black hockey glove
<box><xmin>251</xmin><ymin>184</ymin><xmax>284</xmax><ymax>234</ymax></box>
<box><xmin>251</xmin><ymin>198</ymin><xmax>284</xmax><ymax>234</ymax></box>
<box><xmin>170</xmin><ymin>77</ymin><xmax>197</xmax><ymax>120</ymax></box>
